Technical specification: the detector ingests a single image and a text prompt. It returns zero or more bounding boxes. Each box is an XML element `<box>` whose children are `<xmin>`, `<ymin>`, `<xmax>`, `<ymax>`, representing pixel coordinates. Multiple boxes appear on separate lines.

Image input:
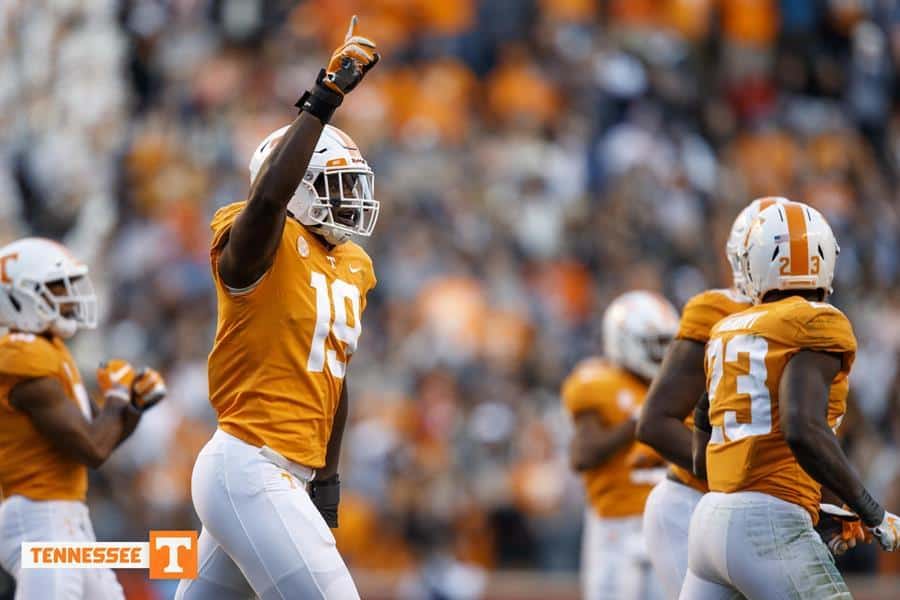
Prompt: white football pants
<box><xmin>582</xmin><ymin>510</ymin><xmax>664</xmax><ymax>600</ymax></box>
<box><xmin>0</xmin><ymin>496</ymin><xmax>124</xmax><ymax>600</ymax></box>
<box><xmin>643</xmin><ymin>478</ymin><xmax>703</xmax><ymax>599</ymax></box>
<box><xmin>679</xmin><ymin>491</ymin><xmax>851</xmax><ymax>600</ymax></box>
<box><xmin>174</xmin><ymin>429</ymin><xmax>359</xmax><ymax>600</ymax></box>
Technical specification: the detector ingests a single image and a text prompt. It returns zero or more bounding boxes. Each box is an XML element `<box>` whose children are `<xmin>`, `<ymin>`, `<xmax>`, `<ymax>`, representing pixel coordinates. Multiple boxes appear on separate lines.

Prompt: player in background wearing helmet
<box><xmin>0</xmin><ymin>238</ymin><xmax>165</xmax><ymax>599</ymax></box>
<box><xmin>680</xmin><ymin>201</ymin><xmax>900</xmax><ymax>599</ymax></box>
<box><xmin>561</xmin><ymin>291</ymin><xmax>678</xmax><ymax>600</ymax></box>
<box><xmin>175</xmin><ymin>17</ymin><xmax>379</xmax><ymax>600</ymax></box>
<box><xmin>635</xmin><ymin>197</ymin><xmax>784</xmax><ymax>598</ymax></box>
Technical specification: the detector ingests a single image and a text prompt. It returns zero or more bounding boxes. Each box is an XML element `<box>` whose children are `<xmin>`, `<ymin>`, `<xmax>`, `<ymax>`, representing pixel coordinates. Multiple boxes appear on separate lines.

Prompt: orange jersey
<box><xmin>670</xmin><ymin>288</ymin><xmax>752</xmax><ymax>492</ymax></box>
<box><xmin>207</xmin><ymin>202</ymin><xmax>377</xmax><ymax>469</ymax></box>
<box><xmin>0</xmin><ymin>333</ymin><xmax>90</xmax><ymax>501</ymax></box>
<box><xmin>562</xmin><ymin>359</ymin><xmax>660</xmax><ymax>518</ymax></box>
<box><xmin>705</xmin><ymin>297</ymin><xmax>856</xmax><ymax>522</ymax></box>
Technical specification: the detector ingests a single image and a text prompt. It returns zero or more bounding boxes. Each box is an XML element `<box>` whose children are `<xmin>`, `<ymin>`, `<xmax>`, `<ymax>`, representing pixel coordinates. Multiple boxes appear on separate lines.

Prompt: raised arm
<box><xmin>10</xmin><ymin>377</ymin><xmax>141</xmax><ymax>469</ymax></box>
<box><xmin>218</xmin><ymin>116</ymin><xmax>325</xmax><ymax>289</ymax></box>
<box><xmin>636</xmin><ymin>338</ymin><xmax>707</xmax><ymax>471</ymax></box>
<box><xmin>217</xmin><ymin>17</ymin><xmax>379</xmax><ymax>289</ymax></box>
<box><xmin>781</xmin><ymin>351</ymin><xmax>899</xmax><ymax>550</ymax></box>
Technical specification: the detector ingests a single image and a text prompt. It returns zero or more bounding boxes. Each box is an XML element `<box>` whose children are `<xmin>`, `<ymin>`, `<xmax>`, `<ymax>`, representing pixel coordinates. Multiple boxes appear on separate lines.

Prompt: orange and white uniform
<box><xmin>179</xmin><ymin>202</ymin><xmax>375</xmax><ymax>600</ymax></box>
<box><xmin>679</xmin><ymin>297</ymin><xmax>855</xmax><ymax>600</ymax></box>
<box><xmin>562</xmin><ymin>358</ymin><xmax>665</xmax><ymax>600</ymax></box>
<box><xmin>0</xmin><ymin>333</ymin><xmax>90</xmax><ymax>502</ymax></box>
<box><xmin>207</xmin><ymin>201</ymin><xmax>376</xmax><ymax>469</ymax></box>
<box><xmin>0</xmin><ymin>333</ymin><xmax>123</xmax><ymax>600</ymax></box>
<box><xmin>704</xmin><ymin>297</ymin><xmax>854</xmax><ymax>519</ymax></box>
<box><xmin>642</xmin><ymin>288</ymin><xmax>752</xmax><ymax>599</ymax></box>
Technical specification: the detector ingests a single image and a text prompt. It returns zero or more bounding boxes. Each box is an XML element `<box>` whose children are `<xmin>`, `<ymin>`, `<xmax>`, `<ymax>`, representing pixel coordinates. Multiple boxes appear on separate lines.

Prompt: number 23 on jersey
<box><xmin>706</xmin><ymin>334</ymin><xmax>773</xmax><ymax>442</ymax></box>
<box><xmin>307</xmin><ymin>271</ymin><xmax>361</xmax><ymax>379</ymax></box>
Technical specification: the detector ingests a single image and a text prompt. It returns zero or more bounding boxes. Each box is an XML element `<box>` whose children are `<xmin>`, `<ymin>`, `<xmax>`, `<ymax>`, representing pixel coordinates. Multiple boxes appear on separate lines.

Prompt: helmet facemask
<box><xmin>16</xmin><ymin>270</ymin><xmax>97</xmax><ymax>338</ymax></box>
<box><xmin>290</xmin><ymin>166</ymin><xmax>379</xmax><ymax>246</ymax></box>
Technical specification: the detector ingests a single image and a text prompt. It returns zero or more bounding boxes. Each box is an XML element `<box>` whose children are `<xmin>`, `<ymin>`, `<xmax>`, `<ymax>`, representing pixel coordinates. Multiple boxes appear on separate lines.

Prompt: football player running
<box><xmin>636</xmin><ymin>197</ymin><xmax>784</xmax><ymax>598</ymax></box>
<box><xmin>0</xmin><ymin>238</ymin><xmax>165</xmax><ymax>600</ymax></box>
<box><xmin>174</xmin><ymin>17</ymin><xmax>379</xmax><ymax>600</ymax></box>
<box><xmin>561</xmin><ymin>291</ymin><xmax>678</xmax><ymax>600</ymax></box>
<box><xmin>680</xmin><ymin>201</ymin><xmax>900</xmax><ymax>600</ymax></box>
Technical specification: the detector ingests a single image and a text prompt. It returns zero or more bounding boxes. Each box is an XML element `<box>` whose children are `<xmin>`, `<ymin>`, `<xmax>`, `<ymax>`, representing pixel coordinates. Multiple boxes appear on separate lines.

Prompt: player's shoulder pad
<box><xmin>0</xmin><ymin>333</ymin><xmax>61</xmax><ymax>379</ymax></box>
<box><xmin>561</xmin><ymin>358</ymin><xmax>628</xmax><ymax>413</ymax></box>
<box><xmin>677</xmin><ymin>288</ymin><xmax>751</xmax><ymax>343</ymax></box>
<box><xmin>793</xmin><ymin>299</ymin><xmax>856</xmax><ymax>353</ymax></box>
<box><xmin>210</xmin><ymin>201</ymin><xmax>248</xmax><ymax>251</ymax></box>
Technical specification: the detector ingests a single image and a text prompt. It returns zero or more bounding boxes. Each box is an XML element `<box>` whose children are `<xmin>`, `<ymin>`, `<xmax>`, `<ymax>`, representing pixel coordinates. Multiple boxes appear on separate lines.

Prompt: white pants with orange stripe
<box><xmin>679</xmin><ymin>491</ymin><xmax>851</xmax><ymax>600</ymax></box>
<box><xmin>642</xmin><ymin>478</ymin><xmax>704</xmax><ymax>599</ymax></box>
<box><xmin>174</xmin><ymin>429</ymin><xmax>359</xmax><ymax>600</ymax></box>
<box><xmin>0</xmin><ymin>496</ymin><xmax>124</xmax><ymax>600</ymax></box>
<box><xmin>582</xmin><ymin>510</ymin><xmax>664</xmax><ymax>600</ymax></box>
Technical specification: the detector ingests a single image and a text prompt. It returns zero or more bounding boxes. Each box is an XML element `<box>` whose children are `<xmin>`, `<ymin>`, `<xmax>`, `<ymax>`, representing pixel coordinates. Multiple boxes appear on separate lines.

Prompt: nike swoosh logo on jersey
<box><xmin>349</xmin><ymin>265</ymin><xmax>362</xmax><ymax>273</ymax></box>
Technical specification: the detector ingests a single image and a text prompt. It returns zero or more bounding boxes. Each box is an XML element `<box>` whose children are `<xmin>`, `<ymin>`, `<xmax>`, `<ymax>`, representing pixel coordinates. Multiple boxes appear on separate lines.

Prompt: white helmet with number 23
<box><xmin>726</xmin><ymin>196</ymin><xmax>789</xmax><ymax>295</ymax></box>
<box><xmin>0</xmin><ymin>238</ymin><xmax>98</xmax><ymax>339</ymax></box>
<box><xmin>602</xmin><ymin>291</ymin><xmax>679</xmax><ymax>382</ymax></box>
<box><xmin>249</xmin><ymin>124</ymin><xmax>379</xmax><ymax>245</ymax></box>
<box><xmin>740</xmin><ymin>200</ymin><xmax>838</xmax><ymax>304</ymax></box>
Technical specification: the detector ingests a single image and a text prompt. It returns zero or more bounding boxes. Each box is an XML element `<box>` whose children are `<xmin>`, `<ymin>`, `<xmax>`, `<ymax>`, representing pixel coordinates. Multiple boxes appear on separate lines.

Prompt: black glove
<box><xmin>309</xmin><ymin>475</ymin><xmax>340</xmax><ymax>528</ymax></box>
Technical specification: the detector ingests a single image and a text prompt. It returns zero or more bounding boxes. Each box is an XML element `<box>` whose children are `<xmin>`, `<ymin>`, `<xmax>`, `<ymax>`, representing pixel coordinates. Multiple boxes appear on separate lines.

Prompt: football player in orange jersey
<box><xmin>680</xmin><ymin>201</ymin><xmax>900</xmax><ymax>600</ymax></box>
<box><xmin>174</xmin><ymin>17</ymin><xmax>379</xmax><ymax>600</ymax></box>
<box><xmin>636</xmin><ymin>197</ymin><xmax>785</xmax><ymax>598</ymax></box>
<box><xmin>562</xmin><ymin>291</ymin><xmax>678</xmax><ymax>600</ymax></box>
<box><xmin>0</xmin><ymin>237</ymin><xmax>164</xmax><ymax>600</ymax></box>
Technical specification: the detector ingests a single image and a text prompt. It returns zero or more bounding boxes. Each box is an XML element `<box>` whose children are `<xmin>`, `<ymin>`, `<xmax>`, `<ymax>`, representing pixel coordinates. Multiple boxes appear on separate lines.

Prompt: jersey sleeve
<box><xmin>209</xmin><ymin>202</ymin><xmax>247</xmax><ymax>254</ymax></box>
<box><xmin>0</xmin><ymin>336</ymin><xmax>61</xmax><ymax>380</ymax></box>
<box><xmin>676</xmin><ymin>290</ymin><xmax>731</xmax><ymax>343</ymax></box>
<box><xmin>795</xmin><ymin>306</ymin><xmax>857</xmax><ymax>370</ymax></box>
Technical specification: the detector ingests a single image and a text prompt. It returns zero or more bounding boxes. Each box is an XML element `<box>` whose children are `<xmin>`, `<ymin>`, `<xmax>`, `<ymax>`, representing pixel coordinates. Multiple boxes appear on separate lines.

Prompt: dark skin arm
<box><xmin>570</xmin><ymin>411</ymin><xmax>636</xmax><ymax>472</ymax></box>
<box><xmin>318</xmin><ymin>377</ymin><xmax>349</xmax><ymax>480</ymax></box>
<box><xmin>217</xmin><ymin>114</ymin><xmax>325</xmax><ymax>289</ymax></box>
<box><xmin>10</xmin><ymin>377</ymin><xmax>141</xmax><ymax>469</ymax></box>
<box><xmin>636</xmin><ymin>338</ymin><xmax>707</xmax><ymax>472</ymax></box>
<box><xmin>692</xmin><ymin>390</ymin><xmax>710</xmax><ymax>480</ymax></box>
<box><xmin>781</xmin><ymin>350</ymin><xmax>885</xmax><ymax>527</ymax></box>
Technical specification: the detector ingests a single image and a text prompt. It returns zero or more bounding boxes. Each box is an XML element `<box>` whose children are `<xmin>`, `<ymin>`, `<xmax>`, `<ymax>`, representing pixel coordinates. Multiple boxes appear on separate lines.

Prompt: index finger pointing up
<box><xmin>345</xmin><ymin>15</ymin><xmax>359</xmax><ymax>42</ymax></box>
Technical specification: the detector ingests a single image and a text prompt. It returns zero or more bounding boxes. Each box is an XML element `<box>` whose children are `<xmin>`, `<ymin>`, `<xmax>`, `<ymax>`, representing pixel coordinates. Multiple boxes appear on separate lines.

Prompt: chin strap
<box><xmin>49</xmin><ymin>317</ymin><xmax>78</xmax><ymax>339</ymax></box>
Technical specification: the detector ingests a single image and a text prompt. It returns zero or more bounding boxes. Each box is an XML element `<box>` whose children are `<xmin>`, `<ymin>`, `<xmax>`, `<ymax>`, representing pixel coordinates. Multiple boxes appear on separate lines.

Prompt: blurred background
<box><xmin>2</xmin><ymin>0</ymin><xmax>900</xmax><ymax>598</ymax></box>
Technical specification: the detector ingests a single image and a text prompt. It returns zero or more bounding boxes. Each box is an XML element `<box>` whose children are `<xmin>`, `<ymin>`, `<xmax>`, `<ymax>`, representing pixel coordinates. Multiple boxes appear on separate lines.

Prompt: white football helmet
<box><xmin>0</xmin><ymin>238</ymin><xmax>97</xmax><ymax>339</ymax></box>
<box><xmin>741</xmin><ymin>201</ymin><xmax>838</xmax><ymax>304</ymax></box>
<box><xmin>249</xmin><ymin>124</ymin><xmax>378</xmax><ymax>245</ymax></box>
<box><xmin>726</xmin><ymin>196</ymin><xmax>789</xmax><ymax>295</ymax></box>
<box><xmin>603</xmin><ymin>291</ymin><xmax>680</xmax><ymax>382</ymax></box>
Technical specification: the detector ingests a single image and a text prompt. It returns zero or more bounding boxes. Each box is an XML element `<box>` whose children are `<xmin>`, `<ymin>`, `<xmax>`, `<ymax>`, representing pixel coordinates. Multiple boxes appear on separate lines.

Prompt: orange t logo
<box><xmin>0</xmin><ymin>253</ymin><xmax>18</xmax><ymax>284</ymax></box>
<box><xmin>149</xmin><ymin>530</ymin><xmax>198</xmax><ymax>579</ymax></box>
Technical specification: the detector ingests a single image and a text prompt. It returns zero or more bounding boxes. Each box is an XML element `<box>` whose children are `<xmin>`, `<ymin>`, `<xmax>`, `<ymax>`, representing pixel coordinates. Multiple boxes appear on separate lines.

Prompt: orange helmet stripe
<box><xmin>758</xmin><ymin>197</ymin><xmax>776</xmax><ymax>210</ymax></box>
<box><xmin>784</xmin><ymin>202</ymin><xmax>809</xmax><ymax>276</ymax></box>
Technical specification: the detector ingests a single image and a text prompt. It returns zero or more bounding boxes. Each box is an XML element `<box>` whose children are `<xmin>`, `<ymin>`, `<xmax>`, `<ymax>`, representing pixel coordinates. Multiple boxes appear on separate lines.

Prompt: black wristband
<box><xmin>851</xmin><ymin>488</ymin><xmax>884</xmax><ymax>528</ymax></box>
<box><xmin>295</xmin><ymin>69</ymin><xmax>343</xmax><ymax>124</ymax></box>
<box><xmin>693</xmin><ymin>392</ymin><xmax>712</xmax><ymax>434</ymax></box>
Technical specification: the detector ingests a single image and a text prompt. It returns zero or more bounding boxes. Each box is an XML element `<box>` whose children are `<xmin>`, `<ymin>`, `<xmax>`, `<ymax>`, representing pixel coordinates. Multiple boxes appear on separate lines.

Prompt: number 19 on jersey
<box><xmin>308</xmin><ymin>271</ymin><xmax>361</xmax><ymax>378</ymax></box>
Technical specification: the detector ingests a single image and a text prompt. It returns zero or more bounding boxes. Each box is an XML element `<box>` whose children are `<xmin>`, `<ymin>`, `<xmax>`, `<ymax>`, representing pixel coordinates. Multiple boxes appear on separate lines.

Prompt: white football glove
<box><xmin>817</xmin><ymin>503</ymin><xmax>871</xmax><ymax>556</ymax></box>
<box><xmin>871</xmin><ymin>510</ymin><xmax>900</xmax><ymax>552</ymax></box>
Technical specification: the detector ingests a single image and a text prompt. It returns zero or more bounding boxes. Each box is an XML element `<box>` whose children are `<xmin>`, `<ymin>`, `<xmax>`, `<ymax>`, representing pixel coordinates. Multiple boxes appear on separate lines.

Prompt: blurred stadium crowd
<box><xmin>3</xmin><ymin>0</ymin><xmax>900</xmax><ymax>597</ymax></box>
